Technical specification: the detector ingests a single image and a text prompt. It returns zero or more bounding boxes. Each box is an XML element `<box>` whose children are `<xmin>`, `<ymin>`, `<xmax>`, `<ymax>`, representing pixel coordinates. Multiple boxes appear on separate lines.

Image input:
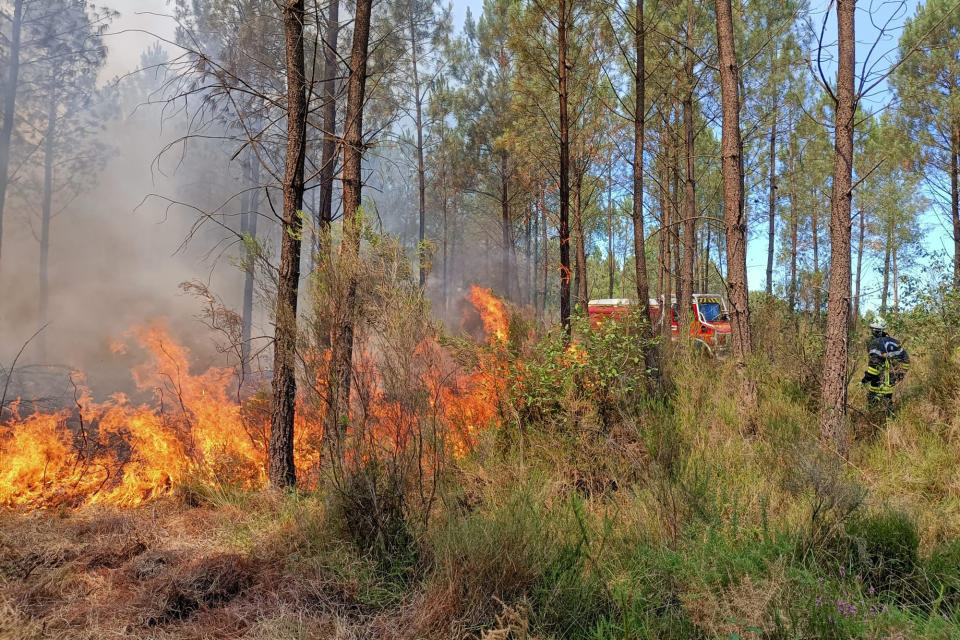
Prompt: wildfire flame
<box><xmin>0</xmin><ymin>288</ymin><xmax>511</xmax><ymax>509</ymax></box>
<box><xmin>467</xmin><ymin>285</ymin><xmax>508</xmax><ymax>344</ymax></box>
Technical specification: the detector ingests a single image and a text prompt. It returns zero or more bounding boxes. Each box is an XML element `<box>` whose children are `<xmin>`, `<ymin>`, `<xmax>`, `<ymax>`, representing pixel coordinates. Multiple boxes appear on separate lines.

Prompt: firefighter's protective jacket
<box><xmin>862</xmin><ymin>335</ymin><xmax>910</xmax><ymax>396</ymax></box>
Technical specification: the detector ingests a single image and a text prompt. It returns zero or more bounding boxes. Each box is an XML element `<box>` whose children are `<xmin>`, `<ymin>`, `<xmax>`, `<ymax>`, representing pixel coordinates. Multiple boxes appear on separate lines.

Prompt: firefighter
<box><xmin>860</xmin><ymin>317</ymin><xmax>910</xmax><ymax>416</ymax></box>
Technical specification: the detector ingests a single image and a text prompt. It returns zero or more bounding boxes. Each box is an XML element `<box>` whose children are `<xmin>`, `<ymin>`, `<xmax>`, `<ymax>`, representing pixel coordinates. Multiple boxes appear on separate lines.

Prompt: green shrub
<box><xmin>429</xmin><ymin>485</ymin><xmax>614</xmax><ymax>637</ymax></box>
<box><xmin>844</xmin><ymin>509</ymin><xmax>920</xmax><ymax>593</ymax></box>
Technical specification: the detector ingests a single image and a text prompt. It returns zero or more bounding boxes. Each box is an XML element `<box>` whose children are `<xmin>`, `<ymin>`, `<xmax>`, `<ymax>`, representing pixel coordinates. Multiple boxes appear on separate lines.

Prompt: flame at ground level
<box><xmin>0</xmin><ymin>290</ymin><xmax>510</xmax><ymax>509</ymax></box>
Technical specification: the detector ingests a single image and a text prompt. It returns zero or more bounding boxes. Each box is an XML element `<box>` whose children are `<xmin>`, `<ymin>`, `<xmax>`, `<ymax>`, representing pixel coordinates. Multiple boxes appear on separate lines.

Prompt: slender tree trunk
<box><xmin>952</xmin><ymin>123</ymin><xmax>959</xmax><ymax>288</ymax></box>
<box><xmin>318</xmin><ymin>0</ymin><xmax>340</xmax><ymax>254</ymax></box>
<box><xmin>533</xmin><ymin>203</ymin><xmax>540</xmax><ymax>315</ymax></box>
<box><xmin>881</xmin><ymin>229</ymin><xmax>890</xmax><ymax>314</ymax></box>
<box><xmin>574</xmin><ymin>171</ymin><xmax>588</xmax><ymax>308</ymax></box>
<box><xmin>766</xmin><ymin>91</ymin><xmax>778</xmax><ymax>296</ymax></box>
<box><xmin>542</xmin><ymin>193</ymin><xmax>549</xmax><ymax>319</ymax></box>
<box><xmin>681</xmin><ymin>8</ymin><xmax>696</xmax><ymax>335</ymax></box>
<box><xmin>660</xmin><ymin>134</ymin><xmax>673</xmax><ymax>343</ymax></box>
<box><xmin>38</xmin><ymin>77</ymin><xmax>57</xmax><ymax>361</ymax></box>
<box><xmin>853</xmin><ymin>210</ymin><xmax>864</xmax><ymax>322</ymax></box>
<box><xmin>269</xmin><ymin>0</ymin><xmax>309</xmax><ymax>489</ymax></box>
<box><xmin>501</xmin><ymin>158</ymin><xmax>511</xmax><ymax>298</ymax></box>
<box><xmin>892</xmin><ymin>244</ymin><xmax>899</xmax><ymax>314</ymax></box>
<box><xmin>441</xmin><ymin>167</ymin><xmax>449</xmax><ymax>312</ymax></box>
<box><xmin>715</xmin><ymin>0</ymin><xmax>752</xmax><ymax>360</ymax></box>
<box><xmin>410</xmin><ymin>5</ymin><xmax>427</xmax><ymax>288</ymax></box>
<box><xmin>241</xmin><ymin>152</ymin><xmax>260</xmax><ymax>375</ymax></box>
<box><xmin>558</xmin><ymin>0</ymin><xmax>571</xmax><ymax>334</ymax></box>
<box><xmin>327</xmin><ymin>0</ymin><xmax>373</xmax><ymax>468</ymax></box>
<box><xmin>525</xmin><ymin>207</ymin><xmax>533</xmax><ymax>305</ymax></box>
<box><xmin>0</xmin><ymin>0</ymin><xmax>23</xmax><ymax>269</ymax></box>
<box><xmin>819</xmin><ymin>0</ymin><xmax>856</xmax><ymax>453</ymax></box>
<box><xmin>608</xmin><ymin>164</ymin><xmax>615</xmax><ymax>299</ymax></box>
<box><xmin>788</xmin><ymin>128</ymin><xmax>798</xmax><ymax>311</ymax></box>
<box><xmin>702</xmin><ymin>223</ymin><xmax>711</xmax><ymax>292</ymax></box>
<box><xmin>632</xmin><ymin>0</ymin><xmax>650</xmax><ymax>318</ymax></box>
<box><xmin>812</xmin><ymin>209</ymin><xmax>820</xmax><ymax>314</ymax></box>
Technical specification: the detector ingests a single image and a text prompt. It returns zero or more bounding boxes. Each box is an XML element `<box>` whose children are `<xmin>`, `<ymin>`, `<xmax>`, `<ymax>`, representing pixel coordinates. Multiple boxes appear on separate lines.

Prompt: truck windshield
<box><xmin>699</xmin><ymin>302</ymin><xmax>724</xmax><ymax>322</ymax></box>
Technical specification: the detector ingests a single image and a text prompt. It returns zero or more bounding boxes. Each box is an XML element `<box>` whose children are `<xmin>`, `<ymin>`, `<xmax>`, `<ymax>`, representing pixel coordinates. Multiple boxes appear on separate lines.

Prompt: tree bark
<box><xmin>318</xmin><ymin>0</ymin><xmax>339</xmax><ymax>256</ymax></box>
<box><xmin>812</xmin><ymin>207</ymin><xmax>820</xmax><ymax>314</ymax></box>
<box><xmin>410</xmin><ymin>3</ymin><xmax>427</xmax><ymax>287</ymax></box>
<box><xmin>819</xmin><ymin>0</ymin><xmax>856</xmax><ymax>454</ymax></box>
<box><xmin>608</xmin><ymin>164</ymin><xmax>615</xmax><ymax>299</ymax></box>
<box><xmin>500</xmin><ymin>156</ymin><xmax>511</xmax><ymax>298</ymax></box>
<box><xmin>0</xmin><ymin>0</ymin><xmax>24</xmax><ymax>269</ymax></box>
<box><xmin>541</xmin><ymin>193</ymin><xmax>549</xmax><ymax>319</ymax></box>
<box><xmin>715</xmin><ymin>0</ymin><xmax>752</xmax><ymax>360</ymax></box>
<box><xmin>327</xmin><ymin>0</ymin><xmax>373</xmax><ymax>468</ymax></box>
<box><xmin>441</xmin><ymin>161</ymin><xmax>449</xmax><ymax>312</ymax></box>
<box><xmin>766</xmin><ymin>91</ymin><xmax>778</xmax><ymax>296</ymax></box>
<box><xmin>558</xmin><ymin>0</ymin><xmax>572</xmax><ymax>335</ymax></box>
<box><xmin>269</xmin><ymin>0</ymin><xmax>308</xmax><ymax>489</ymax></box>
<box><xmin>525</xmin><ymin>207</ymin><xmax>533</xmax><ymax>304</ymax></box>
<box><xmin>892</xmin><ymin>243</ymin><xmax>899</xmax><ymax>314</ymax></box>
<box><xmin>659</xmin><ymin>128</ymin><xmax>673</xmax><ymax>343</ymax></box>
<box><xmin>241</xmin><ymin>151</ymin><xmax>260</xmax><ymax>375</ymax></box>
<box><xmin>574</xmin><ymin>171</ymin><xmax>588</xmax><ymax>308</ymax></box>
<box><xmin>853</xmin><ymin>209</ymin><xmax>864</xmax><ymax>322</ymax></box>
<box><xmin>952</xmin><ymin>123</ymin><xmax>959</xmax><ymax>288</ymax></box>
<box><xmin>38</xmin><ymin>73</ymin><xmax>57</xmax><ymax>361</ymax></box>
<box><xmin>632</xmin><ymin>0</ymin><xmax>650</xmax><ymax>318</ymax></box>
<box><xmin>681</xmin><ymin>6</ymin><xmax>696</xmax><ymax>334</ymax></box>
<box><xmin>788</xmin><ymin>128</ymin><xmax>798</xmax><ymax>311</ymax></box>
<box><xmin>881</xmin><ymin>224</ymin><xmax>890</xmax><ymax>314</ymax></box>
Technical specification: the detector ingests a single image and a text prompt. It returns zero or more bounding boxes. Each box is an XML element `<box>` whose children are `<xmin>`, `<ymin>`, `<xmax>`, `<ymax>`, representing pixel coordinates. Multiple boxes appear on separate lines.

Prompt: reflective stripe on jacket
<box><xmin>864</xmin><ymin>335</ymin><xmax>910</xmax><ymax>395</ymax></box>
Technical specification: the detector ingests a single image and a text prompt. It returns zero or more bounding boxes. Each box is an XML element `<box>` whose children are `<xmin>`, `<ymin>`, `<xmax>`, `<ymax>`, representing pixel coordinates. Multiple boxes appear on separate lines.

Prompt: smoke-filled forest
<box><xmin>4</xmin><ymin>0</ymin><xmax>960</xmax><ymax>637</ymax></box>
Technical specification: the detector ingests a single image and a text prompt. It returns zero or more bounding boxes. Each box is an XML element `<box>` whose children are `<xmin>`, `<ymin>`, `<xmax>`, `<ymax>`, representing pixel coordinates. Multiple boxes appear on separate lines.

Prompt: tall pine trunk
<box><xmin>241</xmin><ymin>151</ymin><xmax>260</xmax><ymax>375</ymax></box>
<box><xmin>881</xmin><ymin>226</ymin><xmax>890</xmax><ymax>314</ymax></box>
<box><xmin>327</xmin><ymin>0</ymin><xmax>373</xmax><ymax>467</ymax></box>
<box><xmin>410</xmin><ymin>2</ymin><xmax>426</xmax><ymax>287</ymax></box>
<box><xmin>0</xmin><ymin>0</ymin><xmax>23</xmax><ymax>268</ymax></box>
<box><xmin>788</xmin><ymin>128</ymin><xmax>798</xmax><ymax>311</ymax></box>
<box><xmin>607</xmin><ymin>164</ymin><xmax>615</xmax><ymax>299</ymax></box>
<box><xmin>632</xmin><ymin>0</ymin><xmax>650</xmax><ymax>317</ymax></box>
<box><xmin>541</xmin><ymin>195</ymin><xmax>549</xmax><ymax>319</ymax></box>
<box><xmin>38</xmin><ymin>76</ymin><xmax>57</xmax><ymax>361</ymax></box>
<box><xmin>318</xmin><ymin>0</ymin><xmax>339</xmax><ymax>256</ymax></box>
<box><xmin>715</xmin><ymin>0</ymin><xmax>752</xmax><ymax>360</ymax></box>
<box><xmin>952</xmin><ymin>123</ymin><xmax>959</xmax><ymax>288</ymax></box>
<box><xmin>558</xmin><ymin>0</ymin><xmax>571</xmax><ymax>334</ymax></box>
<box><xmin>766</xmin><ymin>91</ymin><xmax>778</xmax><ymax>296</ymax></box>
<box><xmin>574</xmin><ymin>171</ymin><xmax>588</xmax><ymax>308</ymax></box>
<box><xmin>659</xmin><ymin>128</ymin><xmax>673</xmax><ymax>343</ymax></box>
<box><xmin>501</xmin><ymin>156</ymin><xmax>511</xmax><ymax>298</ymax></box>
<box><xmin>269</xmin><ymin>0</ymin><xmax>309</xmax><ymax>489</ymax></box>
<box><xmin>679</xmin><ymin>0</ymin><xmax>696</xmax><ymax>334</ymax></box>
<box><xmin>853</xmin><ymin>209</ymin><xmax>864</xmax><ymax>322</ymax></box>
<box><xmin>819</xmin><ymin>0</ymin><xmax>856</xmax><ymax>454</ymax></box>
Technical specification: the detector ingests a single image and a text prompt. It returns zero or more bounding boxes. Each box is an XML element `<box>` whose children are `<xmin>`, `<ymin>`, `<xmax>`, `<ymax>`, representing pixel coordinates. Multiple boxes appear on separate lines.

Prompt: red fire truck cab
<box><xmin>587</xmin><ymin>294</ymin><xmax>731</xmax><ymax>355</ymax></box>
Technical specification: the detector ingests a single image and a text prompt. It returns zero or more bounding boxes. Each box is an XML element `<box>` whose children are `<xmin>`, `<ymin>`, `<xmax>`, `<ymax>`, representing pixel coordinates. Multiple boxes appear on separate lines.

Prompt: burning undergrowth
<box><xmin>0</xmin><ymin>285</ymin><xmax>511</xmax><ymax>510</ymax></box>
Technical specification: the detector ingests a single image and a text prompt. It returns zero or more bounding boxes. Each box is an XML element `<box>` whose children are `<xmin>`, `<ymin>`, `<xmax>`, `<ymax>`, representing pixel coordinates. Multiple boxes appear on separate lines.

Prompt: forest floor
<box><xmin>4</xmin><ymin>308</ymin><xmax>960</xmax><ymax>639</ymax></box>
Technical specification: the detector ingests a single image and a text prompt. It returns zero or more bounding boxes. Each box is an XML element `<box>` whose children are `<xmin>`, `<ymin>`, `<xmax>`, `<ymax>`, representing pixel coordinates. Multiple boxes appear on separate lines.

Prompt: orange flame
<box><xmin>0</xmin><ymin>288</ymin><xmax>513</xmax><ymax>510</ymax></box>
<box><xmin>467</xmin><ymin>285</ymin><xmax>509</xmax><ymax>344</ymax></box>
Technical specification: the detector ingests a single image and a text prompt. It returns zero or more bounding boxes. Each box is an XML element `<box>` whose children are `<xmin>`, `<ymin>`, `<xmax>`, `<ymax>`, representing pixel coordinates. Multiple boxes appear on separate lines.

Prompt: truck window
<box><xmin>699</xmin><ymin>301</ymin><xmax>723</xmax><ymax>322</ymax></box>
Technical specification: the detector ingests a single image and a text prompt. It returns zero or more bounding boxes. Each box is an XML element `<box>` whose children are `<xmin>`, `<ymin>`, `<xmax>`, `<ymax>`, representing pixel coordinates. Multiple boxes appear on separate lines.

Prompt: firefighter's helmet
<box><xmin>869</xmin><ymin>316</ymin><xmax>887</xmax><ymax>333</ymax></box>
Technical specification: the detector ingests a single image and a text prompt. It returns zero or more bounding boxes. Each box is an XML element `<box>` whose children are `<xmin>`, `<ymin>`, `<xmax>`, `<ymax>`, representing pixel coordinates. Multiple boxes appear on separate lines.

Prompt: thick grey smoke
<box><xmin>0</xmin><ymin>4</ymin><xmax>257</xmax><ymax>400</ymax></box>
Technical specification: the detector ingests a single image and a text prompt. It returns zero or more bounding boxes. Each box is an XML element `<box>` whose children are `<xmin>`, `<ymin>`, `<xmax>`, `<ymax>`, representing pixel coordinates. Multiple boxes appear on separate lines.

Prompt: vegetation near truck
<box><xmin>3</xmin><ymin>0</ymin><xmax>960</xmax><ymax>638</ymax></box>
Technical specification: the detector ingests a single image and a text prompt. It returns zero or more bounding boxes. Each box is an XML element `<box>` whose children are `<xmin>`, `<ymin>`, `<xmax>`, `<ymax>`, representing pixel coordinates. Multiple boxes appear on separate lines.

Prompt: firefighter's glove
<box><xmin>860</xmin><ymin>373</ymin><xmax>870</xmax><ymax>385</ymax></box>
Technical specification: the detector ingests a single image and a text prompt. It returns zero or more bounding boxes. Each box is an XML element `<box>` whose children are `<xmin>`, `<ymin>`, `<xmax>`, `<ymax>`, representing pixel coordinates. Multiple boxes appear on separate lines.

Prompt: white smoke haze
<box><xmin>0</xmin><ymin>3</ymin><xmax>257</xmax><ymax>401</ymax></box>
<box><xmin>0</xmin><ymin>0</ymin><xmax>507</xmax><ymax>408</ymax></box>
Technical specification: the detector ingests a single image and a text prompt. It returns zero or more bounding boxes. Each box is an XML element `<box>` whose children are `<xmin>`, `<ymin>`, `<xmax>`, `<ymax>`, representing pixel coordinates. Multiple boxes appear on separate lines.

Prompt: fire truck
<box><xmin>587</xmin><ymin>294</ymin><xmax>731</xmax><ymax>355</ymax></box>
